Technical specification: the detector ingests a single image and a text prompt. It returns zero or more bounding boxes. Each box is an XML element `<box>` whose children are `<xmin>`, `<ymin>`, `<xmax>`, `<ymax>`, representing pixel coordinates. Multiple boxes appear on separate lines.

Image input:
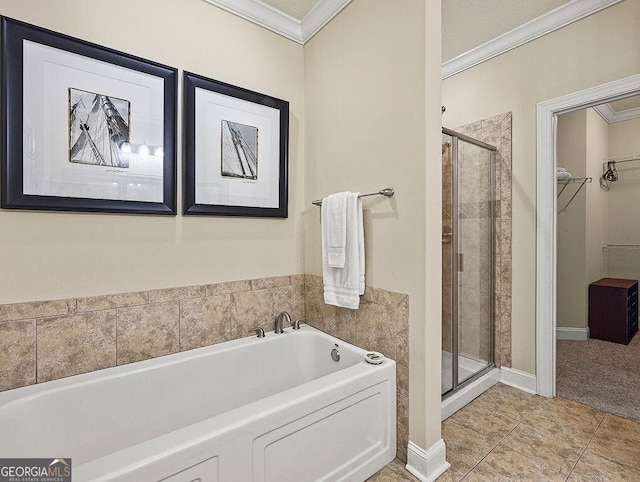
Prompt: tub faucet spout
<box><xmin>275</xmin><ymin>311</ymin><xmax>291</xmax><ymax>334</ymax></box>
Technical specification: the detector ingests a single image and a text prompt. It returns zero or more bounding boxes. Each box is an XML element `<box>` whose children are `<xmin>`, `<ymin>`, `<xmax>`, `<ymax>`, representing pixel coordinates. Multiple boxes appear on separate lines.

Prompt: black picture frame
<box><xmin>1</xmin><ymin>17</ymin><xmax>177</xmax><ymax>215</ymax></box>
<box><xmin>183</xmin><ymin>71</ymin><xmax>289</xmax><ymax>217</ymax></box>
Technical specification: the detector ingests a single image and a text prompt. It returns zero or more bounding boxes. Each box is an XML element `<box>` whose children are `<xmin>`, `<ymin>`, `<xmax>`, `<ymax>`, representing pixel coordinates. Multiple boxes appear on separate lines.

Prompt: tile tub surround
<box><xmin>456</xmin><ymin>112</ymin><xmax>513</xmax><ymax>368</ymax></box>
<box><xmin>0</xmin><ymin>273</ymin><xmax>408</xmax><ymax>463</ymax></box>
<box><xmin>304</xmin><ymin>274</ymin><xmax>410</xmax><ymax>463</ymax></box>
<box><xmin>0</xmin><ymin>275</ymin><xmax>305</xmax><ymax>392</ymax></box>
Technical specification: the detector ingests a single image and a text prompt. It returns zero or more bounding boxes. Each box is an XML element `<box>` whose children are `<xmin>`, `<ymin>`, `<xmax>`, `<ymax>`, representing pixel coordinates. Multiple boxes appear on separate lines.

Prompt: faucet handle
<box><xmin>292</xmin><ymin>318</ymin><xmax>305</xmax><ymax>330</ymax></box>
<box><xmin>250</xmin><ymin>327</ymin><xmax>265</xmax><ymax>338</ymax></box>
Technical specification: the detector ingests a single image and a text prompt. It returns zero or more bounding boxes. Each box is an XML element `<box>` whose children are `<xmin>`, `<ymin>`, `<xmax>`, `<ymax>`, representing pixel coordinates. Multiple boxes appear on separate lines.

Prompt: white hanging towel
<box><xmin>323</xmin><ymin>192</ymin><xmax>348</xmax><ymax>268</ymax></box>
<box><xmin>322</xmin><ymin>192</ymin><xmax>365</xmax><ymax>309</ymax></box>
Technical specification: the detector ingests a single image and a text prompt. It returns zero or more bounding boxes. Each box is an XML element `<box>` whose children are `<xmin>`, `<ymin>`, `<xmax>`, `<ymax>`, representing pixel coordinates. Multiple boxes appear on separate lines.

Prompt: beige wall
<box><xmin>2</xmin><ymin>0</ymin><xmax>444</xmax><ymax>453</ymax></box>
<box><xmin>304</xmin><ymin>0</ymin><xmax>442</xmax><ymax>449</ymax></box>
<box><xmin>442</xmin><ymin>0</ymin><xmax>640</xmax><ymax>374</ymax></box>
<box><xmin>556</xmin><ymin>109</ymin><xmax>609</xmax><ymax>329</ymax></box>
<box><xmin>0</xmin><ymin>0</ymin><xmax>305</xmax><ymax>304</ymax></box>
<box><xmin>608</xmin><ymin>117</ymin><xmax>640</xmax><ymax>243</ymax></box>
<box><xmin>585</xmin><ymin>109</ymin><xmax>609</xmax><ymax>287</ymax></box>
<box><xmin>556</xmin><ymin>111</ymin><xmax>587</xmax><ymax>328</ymax></box>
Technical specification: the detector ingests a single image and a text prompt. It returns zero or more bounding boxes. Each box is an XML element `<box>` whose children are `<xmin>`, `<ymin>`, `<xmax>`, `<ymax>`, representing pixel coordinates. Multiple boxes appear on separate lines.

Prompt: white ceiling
<box><xmin>594</xmin><ymin>94</ymin><xmax>640</xmax><ymax>123</ymax></box>
<box><xmin>261</xmin><ymin>0</ymin><xmax>320</xmax><ymax>20</ymax></box>
<box><xmin>442</xmin><ymin>0</ymin><xmax>571</xmax><ymax>62</ymax></box>
<box><xmin>609</xmin><ymin>96</ymin><xmax>640</xmax><ymax>112</ymax></box>
<box><xmin>203</xmin><ymin>0</ymin><xmax>349</xmax><ymax>43</ymax></box>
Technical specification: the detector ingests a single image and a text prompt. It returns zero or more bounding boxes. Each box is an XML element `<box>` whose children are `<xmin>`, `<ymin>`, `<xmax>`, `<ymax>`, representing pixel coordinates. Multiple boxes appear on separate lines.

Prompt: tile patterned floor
<box><xmin>367</xmin><ymin>383</ymin><xmax>640</xmax><ymax>481</ymax></box>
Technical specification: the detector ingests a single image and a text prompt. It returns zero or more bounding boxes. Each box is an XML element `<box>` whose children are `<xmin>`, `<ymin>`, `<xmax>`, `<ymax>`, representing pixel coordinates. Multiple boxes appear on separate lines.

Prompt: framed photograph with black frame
<box><xmin>183</xmin><ymin>71</ymin><xmax>289</xmax><ymax>217</ymax></box>
<box><xmin>1</xmin><ymin>17</ymin><xmax>177</xmax><ymax>214</ymax></box>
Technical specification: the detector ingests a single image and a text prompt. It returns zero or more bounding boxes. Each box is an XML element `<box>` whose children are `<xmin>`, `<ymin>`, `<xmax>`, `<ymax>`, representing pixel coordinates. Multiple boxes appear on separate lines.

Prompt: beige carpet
<box><xmin>556</xmin><ymin>333</ymin><xmax>640</xmax><ymax>423</ymax></box>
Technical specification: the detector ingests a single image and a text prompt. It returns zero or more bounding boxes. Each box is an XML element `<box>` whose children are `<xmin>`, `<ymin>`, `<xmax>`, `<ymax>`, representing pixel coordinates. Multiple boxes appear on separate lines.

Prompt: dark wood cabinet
<box><xmin>588</xmin><ymin>278</ymin><xmax>638</xmax><ymax>345</ymax></box>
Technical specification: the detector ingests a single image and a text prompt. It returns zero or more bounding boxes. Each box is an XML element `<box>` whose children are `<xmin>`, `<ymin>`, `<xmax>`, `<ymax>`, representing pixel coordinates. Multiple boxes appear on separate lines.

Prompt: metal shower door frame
<box><xmin>442</xmin><ymin>127</ymin><xmax>497</xmax><ymax>397</ymax></box>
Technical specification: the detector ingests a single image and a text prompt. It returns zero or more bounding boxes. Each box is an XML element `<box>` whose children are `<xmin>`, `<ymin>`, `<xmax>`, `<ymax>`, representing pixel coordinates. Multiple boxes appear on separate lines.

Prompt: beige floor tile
<box><xmin>520</xmin><ymin>396</ymin><xmax>605</xmax><ymax>447</ymax></box>
<box><xmin>447</xmin><ymin>394</ymin><xmax>520</xmax><ymax>445</ymax></box>
<box><xmin>470</xmin><ymin>444</ymin><xmax>566</xmax><ymax>482</ymax></box>
<box><xmin>459</xmin><ymin>471</ymin><xmax>493</xmax><ymax>481</ymax></box>
<box><xmin>435</xmin><ymin>469</ymin><xmax>455</xmax><ymax>482</ymax></box>
<box><xmin>501</xmin><ymin>421</ymin><xmax>584</xmax><ymax>477</ymax></box>
<box><xmin>442</xmin><ymin>420</ymin><xmax>499</xmax><ymax>480</ymax></box>
<box><xmin>587</xmin><ymin>414</ymin><xmax>640</xmax><ymax>471</ymax></box>
<box><xmin>569</xmin><ymin>450</ymin><xmax>640</xmax><ymax>481</ymax></box>
<box><xmin>480</xmin><ymin>384</ymin><xmax>545</xmax><ymax>417</ymax></box>
<box><xmin>366</xmin><ymin>458</ymin><xmax>419</xmax><ymax>481</ymax></box>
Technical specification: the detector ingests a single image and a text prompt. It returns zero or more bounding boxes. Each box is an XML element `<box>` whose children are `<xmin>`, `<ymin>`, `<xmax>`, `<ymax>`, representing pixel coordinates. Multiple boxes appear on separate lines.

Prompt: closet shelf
<box><xmin>601</xmin><ymin>154</ymin><xmax>640</xmax><ymax>189</ymax></box>
<box><xmin>557</xmin><ymin>177</ymin><xmax>592</xmax><ymax>183</ymax></box>
<box><xmin>557</xmin><ymin>177</ymin><xmax>592</xmax><ymax>214</ymax></box>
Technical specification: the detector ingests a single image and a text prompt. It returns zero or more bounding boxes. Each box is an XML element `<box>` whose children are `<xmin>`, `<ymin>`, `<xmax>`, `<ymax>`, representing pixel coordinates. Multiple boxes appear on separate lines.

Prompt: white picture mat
<box><xmin>22</xmin><ymin>40</ymin><xmax>165</xmax><ymax>203</ymax></box>
<box><xmin>194</xmin><ymin>87</ymin><xmax>280</xmax><ymax>208</ymax></box>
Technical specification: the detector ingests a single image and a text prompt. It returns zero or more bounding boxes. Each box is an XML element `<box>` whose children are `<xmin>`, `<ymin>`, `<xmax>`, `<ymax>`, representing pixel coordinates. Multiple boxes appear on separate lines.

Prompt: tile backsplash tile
<box><xmin>0</xmin><ymin>320</ymin><xmax>36</xmax><ymax>391</ymax></box>
<box><xmin>37</xmin><ymin>310</ymin><xmax>116</xmax><ymax>382</ymax></box>
<box><xmin>0</xmin><ymin>298</ymin><xmax>76</xmax><ymax>323</ymax></box>
<box><xmin>116</xmin><ymin>302</ymin><xmax>180</xmax><ymax>365</ymax></box>
<box><xmin>179</xmin><ymin>294</ymin><xmax>232</xmax><ymax>351</ymax></box>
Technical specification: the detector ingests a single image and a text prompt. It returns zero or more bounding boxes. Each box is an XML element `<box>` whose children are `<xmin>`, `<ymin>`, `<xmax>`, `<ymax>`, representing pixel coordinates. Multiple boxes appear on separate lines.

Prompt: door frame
<box><xmin>536</xmin><ymin>74</ymin><xmax>640</xmax><ymax>397</ymax></box>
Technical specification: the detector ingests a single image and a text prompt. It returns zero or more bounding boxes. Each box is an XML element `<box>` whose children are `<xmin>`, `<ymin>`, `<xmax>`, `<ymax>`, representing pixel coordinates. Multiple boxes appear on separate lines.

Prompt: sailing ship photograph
<box><xmin>69</xmin><ymin>87</ymin><xmax>131</xmax><ymax>168</ymax></box>
<box><xmin>221</xmin><ymin>119</ymin><xmax>258</xmax><ymax>180</ymax></box>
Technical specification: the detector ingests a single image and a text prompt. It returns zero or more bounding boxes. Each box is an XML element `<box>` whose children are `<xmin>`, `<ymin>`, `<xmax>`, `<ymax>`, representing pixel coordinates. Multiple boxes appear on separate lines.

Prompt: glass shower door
<box><xmin>442</xmin><ymin>134</ymin><xmax>454</xmax><ymax>394</ymax></box>
<box><xmin>442</xmin><ymin>128</ymin><xmax>495</xmax><ymax>397</ymax></box>
<box><xmin>455</xmin><ymin>137</ymin><xmax>494</xmax><ymax>385</ymax></box>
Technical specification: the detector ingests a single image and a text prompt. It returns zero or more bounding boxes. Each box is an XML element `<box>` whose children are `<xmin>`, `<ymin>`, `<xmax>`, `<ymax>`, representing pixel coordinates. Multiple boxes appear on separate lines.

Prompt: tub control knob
<box><xmin>364</xmin><ymin>352</ymin><xmax>385</xmax><ymax>365</ymax></box>
<box><xmin>331</xmin><ymin>347</ymin><xmax>340</xmax><ymax>362</ymax></box>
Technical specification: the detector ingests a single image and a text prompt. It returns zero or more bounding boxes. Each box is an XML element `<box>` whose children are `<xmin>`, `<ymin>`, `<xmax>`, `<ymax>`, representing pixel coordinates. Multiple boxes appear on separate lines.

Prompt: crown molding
<box><xmin>442</xmin><ymin>0</ymin><xmax>624</xmax><ymax>79</ymax></box>
<box><xmin>301</xmin><ymin>0</ymin><xmax>351</xmax><ymax>41</ymax></box>
<box><xmin>202</xmin><ymin>0</ymin><xmax>351</xmax><ymax>44</ymax></box>
<box><xmin>594</xmin><ymin>103</ymin><xmax>640</xmax><ymax>123</ymax></box>
<box><xmin>593</xmin><ymin>103</ymin><xmax>616</xmax><ymax>123</ymax></box>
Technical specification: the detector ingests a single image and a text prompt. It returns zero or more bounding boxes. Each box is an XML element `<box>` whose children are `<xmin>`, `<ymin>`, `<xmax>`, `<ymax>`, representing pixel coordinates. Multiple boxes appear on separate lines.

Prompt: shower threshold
<box><xmin>441</xmin><ymin>350</ymin><xmax>498</xmax><ymax>420</ymax></box>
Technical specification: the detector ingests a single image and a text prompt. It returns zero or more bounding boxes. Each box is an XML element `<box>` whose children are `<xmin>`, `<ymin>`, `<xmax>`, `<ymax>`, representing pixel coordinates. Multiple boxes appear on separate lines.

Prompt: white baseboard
<box><xmin>406</xmin><ymin>439</ymin><xmax>451</xmax><ymax>482</ymax></box>
<box><xmin>441</xmin><ymin>367</ymin><xmax>500</xmax><ymax>420</ymax></box>
<box><xmin>556</xmin><ymin>327</ymin><xmax>589</xmax><ymax>341</ymax></box>
<box><xmin>500</xmin><ymin>367</ymin><xmax>537</xmax><ymax>394</ymax></box>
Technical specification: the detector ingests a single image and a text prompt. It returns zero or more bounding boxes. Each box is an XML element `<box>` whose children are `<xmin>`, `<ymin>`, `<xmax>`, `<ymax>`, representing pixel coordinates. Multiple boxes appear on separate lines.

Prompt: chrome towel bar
<box><xmin>312</xmin><ymin>188</ymin><xmax>394</xmax><ymax>206</ymax></box>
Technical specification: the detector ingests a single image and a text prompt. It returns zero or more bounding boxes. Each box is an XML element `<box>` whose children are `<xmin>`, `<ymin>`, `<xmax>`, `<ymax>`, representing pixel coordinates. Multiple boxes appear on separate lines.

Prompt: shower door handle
<box><xmin>458</xmin><ymin>253</ymin><xmax>464</xmax><ymax>272</ymax></box>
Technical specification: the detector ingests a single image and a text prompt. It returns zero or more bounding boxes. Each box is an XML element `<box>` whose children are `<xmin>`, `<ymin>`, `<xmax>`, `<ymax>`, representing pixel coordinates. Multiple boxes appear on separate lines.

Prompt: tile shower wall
<box><xmin>0</xmin><ymin>274</ymin><xmax>409</xmax><ymax>463</ymax></box>
<box><xmin>456</xmin><ymin>112</ymin><xmax>513</xmax><ymax>367</ymax></box>
<box><xmin>0</xmin><ymin>275</ymin><xmax>305</xmax><ymax>391</ymax></box>
<box><xmin>304</xmin><ymin>275</ymin><xmax>410</xmax><ymax>463</ymax></box>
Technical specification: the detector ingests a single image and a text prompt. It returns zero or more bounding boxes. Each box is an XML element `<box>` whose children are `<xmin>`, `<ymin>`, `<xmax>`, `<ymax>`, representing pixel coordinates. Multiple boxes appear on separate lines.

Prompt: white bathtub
<box><xmin>0</xmin><ymin>325</ymin><xmax>396</xmax><ymax>481</ymax></box>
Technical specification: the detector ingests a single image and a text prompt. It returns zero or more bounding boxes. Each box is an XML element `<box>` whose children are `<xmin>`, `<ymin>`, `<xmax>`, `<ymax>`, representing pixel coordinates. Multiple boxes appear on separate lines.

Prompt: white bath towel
<box><xmin>556</xmin><ymin>166</ymin><xmax>567</xmax><ymax>172</ymax></box>
<box><xmin>322</xmin><ymin>192</ymin><xmax>365</xmax><ymax>309</ymax></box>
<box><xmin>557</xmin><ymin>170</ymin><xmax>572</xmax><ymax>181</ymax></box>
<box><xmin>323</xmin><ymin>192</ymin><xmax>348</xmax><ymax>268</ymax></box>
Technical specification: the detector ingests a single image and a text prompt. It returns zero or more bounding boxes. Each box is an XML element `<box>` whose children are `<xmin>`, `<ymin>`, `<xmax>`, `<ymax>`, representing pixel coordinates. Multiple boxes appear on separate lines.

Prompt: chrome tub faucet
<box><xmin>275</xmin><ymin>311</ymin><xmax>291</xmax><ymax>333</ymax></box>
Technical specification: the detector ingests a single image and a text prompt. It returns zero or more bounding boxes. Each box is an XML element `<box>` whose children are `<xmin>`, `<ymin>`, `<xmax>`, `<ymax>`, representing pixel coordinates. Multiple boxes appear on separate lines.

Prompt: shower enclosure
<box><xmin>442</xmin><ymin>128</ymin><xmax>496</xmax><ymax>396</ymax></box>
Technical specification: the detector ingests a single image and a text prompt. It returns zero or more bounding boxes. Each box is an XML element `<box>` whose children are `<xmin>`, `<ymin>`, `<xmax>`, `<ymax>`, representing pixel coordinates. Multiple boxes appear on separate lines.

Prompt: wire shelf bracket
<box><xmin>557</xmin><ymin>177</ymin><xmax>592</xmax><ymax>214</ymax></box>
